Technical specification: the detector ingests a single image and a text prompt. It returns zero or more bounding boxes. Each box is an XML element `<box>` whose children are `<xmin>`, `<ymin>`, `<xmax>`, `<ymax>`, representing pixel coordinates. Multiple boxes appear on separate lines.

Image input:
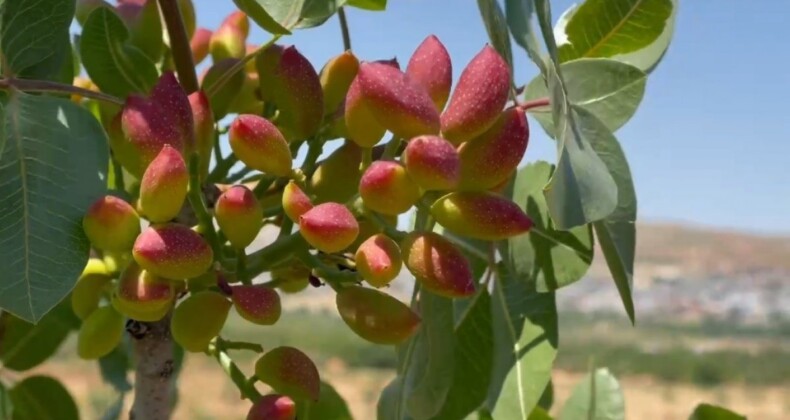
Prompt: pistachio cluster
<box><xmin>74</xmin><ymin>9</ymin><xmax>533</xmax><ymax>418</ymax></box>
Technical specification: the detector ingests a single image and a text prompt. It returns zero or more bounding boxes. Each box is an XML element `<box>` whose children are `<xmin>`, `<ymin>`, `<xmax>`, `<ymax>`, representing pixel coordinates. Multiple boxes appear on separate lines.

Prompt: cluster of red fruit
<box><xmin>74</xmin><ymin>9</ymin><xmax>533</xmax><ymax>419</ymax></box>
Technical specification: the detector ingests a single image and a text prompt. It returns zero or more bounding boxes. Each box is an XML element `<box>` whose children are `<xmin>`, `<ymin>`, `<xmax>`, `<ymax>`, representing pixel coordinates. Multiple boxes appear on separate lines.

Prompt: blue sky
<box><xmin>196</xmin><ymin>1</ymin><xmax>790</xmax><ymax>235</ymax></box>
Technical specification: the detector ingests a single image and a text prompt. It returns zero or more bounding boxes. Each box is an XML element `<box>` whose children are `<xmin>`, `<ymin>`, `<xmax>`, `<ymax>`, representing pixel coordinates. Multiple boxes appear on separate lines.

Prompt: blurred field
<box><xmin>27</xmin><ymin>308</ymin><xmax>790</xmax><ymax>419</ymax></box>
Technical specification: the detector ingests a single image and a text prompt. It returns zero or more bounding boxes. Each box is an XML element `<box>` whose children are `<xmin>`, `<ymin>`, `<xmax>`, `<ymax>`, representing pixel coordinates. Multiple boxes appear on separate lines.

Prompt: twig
<box><xmin>0</xmin><ymin>78</ymin><xmax>124</xmax><ymax>105</ymax></box>
<box><xmin>236</xmin><ymin>250</ymin><xmax>249</xmax><ymax>285</ymax></box>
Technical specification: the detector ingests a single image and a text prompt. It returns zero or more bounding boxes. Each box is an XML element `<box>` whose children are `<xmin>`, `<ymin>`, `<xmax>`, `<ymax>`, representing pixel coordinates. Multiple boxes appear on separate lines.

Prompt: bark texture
<box><xmin>128</xmin><ymin>314</ymin><xmax>175</xmax><ymax>420</ymax></box>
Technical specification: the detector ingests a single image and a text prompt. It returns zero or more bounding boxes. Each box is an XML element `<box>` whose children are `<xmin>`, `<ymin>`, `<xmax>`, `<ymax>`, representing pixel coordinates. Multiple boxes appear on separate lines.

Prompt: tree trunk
<box><xmin>128</xmin><ymin>313</ymin><xmax>175</xmax><ymax>420</ymax></box>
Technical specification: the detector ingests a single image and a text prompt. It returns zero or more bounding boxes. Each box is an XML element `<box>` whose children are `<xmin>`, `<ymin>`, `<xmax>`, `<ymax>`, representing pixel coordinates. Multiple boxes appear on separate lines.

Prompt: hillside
<box><xmin>264</xmin><ymin>221</ymin><xmax>790</xmax><ymax>323</ymax></box>
<box><xmin>589</xmin><ymin>222</ymin><xmax>790</xmax><ymax>282</ymax></box>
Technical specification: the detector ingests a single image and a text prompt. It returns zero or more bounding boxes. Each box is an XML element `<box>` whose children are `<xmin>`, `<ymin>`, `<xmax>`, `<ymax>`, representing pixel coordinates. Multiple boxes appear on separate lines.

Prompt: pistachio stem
<box><xmin>218</xmin><ymin>337</ymin><xmax>263</xmax><ymax>353</ymax></box>
<box><xmin>187</xmin><ymin>154</ymin><xmax>222</xmax><ymax>259</ymax></box>
<box><xmin>246</xmin><ymin>232</ymin><xmax>306</xmax><ymax>275</ymax></box>
<box><xmin>338</xmin><ymin>7</ymin><xmax>352</xmax><ymax>51</ymax></box>
<box><xmin>236</xmin><ymin>250</ymin><xmax>249</xmax><ymax>285</ymax></box>
<box><xmin>0</xmin><ymin>78</ymin><xmax>123</xmax><ymax>105</ymax></box>
<box><xmin>361</xmin><ymin>147</ymin><xmax>373</xmax><ymax>172</ymax></box>
<box><xmin>209</xmin><ymin>343</ymin><xmax>262</xmax><ymax>401</ymax></box>
<box><xmin>381</xmin><ymin>136</ymin><xmax>402</xmax><ymax>160</ymax></box>
<box><xmin>517</xmin><ymin>97</ymin><xmax>550</xmax><ymax>112</ymax></box>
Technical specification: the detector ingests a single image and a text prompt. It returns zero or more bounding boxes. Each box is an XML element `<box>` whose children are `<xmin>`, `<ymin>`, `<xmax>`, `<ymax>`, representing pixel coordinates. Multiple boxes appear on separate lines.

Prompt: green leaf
<box><xmin>524</xmin><ymin>58</ymin><xmax>646</xmax><ymax>136</ymax></box>
<box><xmin>487</xmin><ymin>264</ymin><xmax>558</xmax><ymax>420</ymax></box>
<box><xmin>537</xmin><ymin>380</ymin><xmax>554</xmax><ymax>411</ymax></box>
<box><xmin>71</xmin><ymin>38</ymin><xmax>81</xmax><ymax>78</ymax></box>
<box><xmin>506</xmin><ymin>161</ymin><xmax>593</xmax><ymax>291</ymax></box>
<box><xmin>542</xmin><ymin>69</ymin><xmax>618</xmax><ymax>230</ymax></box>
<box><xmin>238</xmin><ymin>0</ymin><xmax>343</xmax><ymax>32</ymax></box>
<box><xmin>559</xmin><ymin>368</ymin><xmax>624</xmax><ymax>420</ymax></box>
<box><xmin>435</xmin><ymin>292</ymin><xmax>494</xmax><ymax>420</ymax></box>
<box><xmin>529</xmin><ymin>407</ymin><xmax>554</xmax><ymax>420</ymax></box>
<box><xmin>0</xmin><ymin>0</ymin><xmax>74</xmax><ymax>80</ymax></box>
<box><xmin>346</xmin><ymin>0</ymin><xmax>386</xmax><ymax>11</ymax></box>
<box><xmin>98</xmin><ymin>342</ymin><xmax>133</xmax><ymax>392</ymax></box>
<box><xmin>479</xmin><ymin>409</ymin><xmax>494</xmax><ymax>420</ymax></box>
<box><xmin>80</xmin><ymin>7</ymin><xmax>159</xmax><ymax>98</ymax></box>
<box><xmin>0</xmin><ymin>301</ymin><xmax>79</xmax><ymax>371</ymax></box>
<box><xmin>406</xmin><ymin>291</ymin><xmax>455</xmax><ymax>419</ymax></box>
<box><xmin>55</xmin><ymin>42</ymin><xmax>76</xmax><ymax>86</ymax></box>
<box><xmin>233</xmin><ymin>0</ymin><xmax>294</xmax><ymax>34</ymax></box>
<box><xmin>573</xmin><ymin>107</ymin><xmax>636</xmax><ymax>324</ymax></box>
<box><xmin>557</xmin><ymin>0</ymin><xmax>674</xmax><ymax>65</ymax></box>
<box><xmin>531</xmin><ymin>1</ymin><xmax>618</xmax><ymax>230</ymax></box>
<box><xmin>100</xmin><ymin>393</ymin><xmax>125</xmax><ymax>420</ymax></box>
<box><xmin>0</xmin><ymin>381</ymin><xmax>13</xmax><ymax>419</ymax></box>
<box><xmin>504</xmin><ymin>0</ymin><xmax>546</xmax><ymax>73</ymax></box>
<box><xmin>9</xmin><ymin>376</ymin><xmax>79</xmax><ymax>420</ymax></box>
<box><xmin>611</xmin><ymin>0</ymin><xmax>677</xmax><ymax>73</ymax></box>
<box><xmin>298</xmin><ymin>0</ymin><xmax>344</xmax><ymax>28</ymax></box>
<box><xmin>297</xmin><ymin>381</ymin><xmax>353</xmax><ymax>419</ymax></box>
<box><xmin>377</xmin><ymin>376</ymin><xmax>403</xmax><ymax>420</ymax></box>
<box><xmin>202</xmin><ymin>60</ymin><xmax>245</xmax><ymax>119</ymax></box>
<box><xmin>128</xmin><ymin>0</ymin><xmax>164</xmax><ymax>62</ymax></box>
<box><xmin>378</xmin><ymin>291</ymin><xmax>456</xmax><ymax>420</ymax></box>
<box><xmin>477</xmin><ymin>0</ymin><xmax>515</xmax><ymax>80</ymax></box>
<box><xmin>533</xmin><ymin>0</ymin><xmax>561</xmax><ymax>60</ymax></box>
<box><xmin>688</xmin><ymin>403</ymin><xmax>746</xmax><ymax>420</ymax></box>
<box><xmin>0</xmin><ymin>91</ymin><xmax>109</xmax><ymax>323</ymax></box>
<box><xmin>553</xmin><ymin>2</ymin><xmax>576</xmax><ymax>35</ymax></box>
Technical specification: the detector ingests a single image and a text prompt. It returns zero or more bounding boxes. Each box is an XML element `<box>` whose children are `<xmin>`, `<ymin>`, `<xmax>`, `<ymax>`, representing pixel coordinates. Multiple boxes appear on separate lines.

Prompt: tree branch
<box><xmin>128</xmin><ymin>314</ymin><xmax>175</xmax><ymax>420</ymax></box>
<box><xmin>158</xmin><ymin>0</ymin><xmax>199</xmax><ymax>93</ymax></box>
<box><xmin>0</xmin><ymin>78</ymin><xmax>124</xmax><ymax>105</ymax></box>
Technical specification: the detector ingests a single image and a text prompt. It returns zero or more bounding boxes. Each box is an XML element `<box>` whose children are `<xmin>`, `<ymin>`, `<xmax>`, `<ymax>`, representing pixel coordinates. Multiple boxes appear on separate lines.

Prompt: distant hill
<box><xmin>256</xmin><ymin>222</ymin><xmax>790</xmax><ymax>318</ymax></box>
<box><xmin>589</xmin><ymin>222</ymin><xmax>790</xmax><ymax>282</ymax></box>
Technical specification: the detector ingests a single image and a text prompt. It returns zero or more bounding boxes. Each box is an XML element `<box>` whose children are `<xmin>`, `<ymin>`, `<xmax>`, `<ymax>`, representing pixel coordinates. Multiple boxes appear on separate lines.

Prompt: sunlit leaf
<box><xmin>0</xmin><ymin>91</ymin><xmax>108</xmax><ymax>322</ymax></box>
<box><xmin>559</xmin><ymin>368</ymin><xmax>624</xmax><ymax>420</ymax></box>
<box><xmin>507</xmin><ymin>161</ymin><xmax>593</xmax><ymax>291</ymax></box>
<box><xmin>435</xmin><ymin>292</ymin><xmax>494</xmax><ymax>419</ymax></box>
<box><xmin>297</xmin><ymin>381</ymin><xmax>353</xmax><ymax>419</ymax></box>
<box><xmin>557</xmin><ymin>0</ymin><xmax>674</xmax><ymax>64</ymax></box>
<box><xmin>573</xmin><ymin>107</ymin><xmax>637</xmax><ymax>324</ymax></box>
<box><xmin>689</xmin><ymin>403</ymin><xmax>746</xmax><ymax>420</ymax></box>
<box><xmin>477</xmin><ymin>0</ymin><xmax>515</xmax><ymax>78</ymax></box>
<box><xmin>80</xmin><ymin>7</ymin><xmax>158</xmax><ymax>97</ymax></box>
<box><xmin>346</xmin><ymin>0</ymin><xmax>386</xmax><ymax>11</ymax></box>
<box><xmin>524</xmin><ymin>58</ymin><xmax>646</xmax><ymax>136</ymax></box>
<box><xmin>487</xmin><ymin>263</ymin><xmax>558</xmax><ymax>420</ymax></box>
